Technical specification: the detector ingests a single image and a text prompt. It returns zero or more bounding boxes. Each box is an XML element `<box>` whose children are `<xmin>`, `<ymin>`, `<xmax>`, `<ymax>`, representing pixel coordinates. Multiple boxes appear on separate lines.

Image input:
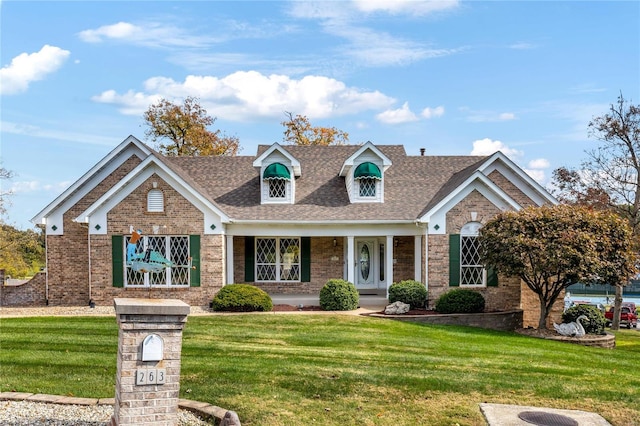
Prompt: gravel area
<box><xmin>0</xmin><ymin>400</ymin><xmax>214</xmax><ymax>425</ymax></box>
<box><xmin>0</xmin><ymin>305</ymin><xmax>213</xmax><ymax>318</ymax></box>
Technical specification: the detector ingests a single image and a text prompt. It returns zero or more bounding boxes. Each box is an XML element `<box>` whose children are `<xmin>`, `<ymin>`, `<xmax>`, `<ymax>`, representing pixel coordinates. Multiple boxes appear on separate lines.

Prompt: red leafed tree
<box><xmin>479</xmin><ymin>205</ymin><xmax>635</xmax><ymax>330</ymax></box>
<box><xmin>552</xmin><ymin>93</ymin><xmax>640</xmax><ymax>329</ymax></box>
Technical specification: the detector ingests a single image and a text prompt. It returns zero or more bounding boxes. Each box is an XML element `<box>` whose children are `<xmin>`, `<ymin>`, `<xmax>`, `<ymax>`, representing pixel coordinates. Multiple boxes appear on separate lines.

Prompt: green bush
<box><xmin>211</xmin><ymin>284</ymin><xmax>273</xmax><ymax>312</ymax></box>
<box><xmin>435</xmin><ymin>289</ymin><xmax>485</xmax><ymax>314</ymax></box>
<box><xmin>562</xmin><ymin>305</ymin><xmax>606</xmax><ymax>335</ymax></box>
<box><xmin>388</xmin><ymin>280</ymin><xmax>428</xmax><ymax>309</ymax></box>
<box><xmin>319</xmin><ymin>279</ymin><xmax>359</xmax><ymax>311</ymax></box>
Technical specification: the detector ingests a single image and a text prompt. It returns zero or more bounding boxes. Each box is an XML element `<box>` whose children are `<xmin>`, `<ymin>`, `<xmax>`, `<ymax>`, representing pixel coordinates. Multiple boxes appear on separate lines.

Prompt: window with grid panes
<box><xmin>358</xmin><ymin>178</ymin><xmax>377</xmax><ymax>197</ymax></box>
<box><xmin>124</xmin><ymin>235</ymin><xmax>190</xmax><ymax>287</ymax></box>
<box><xmin>268</xmin><ymin>179</ymin><xmax>287</xmax><ymax>199</ymax></box>
<box><xmin>255</xmin><ymin>237</ymin><xmax>300</xmax><ymax>282</ymax></box>
<box><xmin>460</xmin><ymin>222</ymin><xmax>485</xmax><ymax>286</ymax></box>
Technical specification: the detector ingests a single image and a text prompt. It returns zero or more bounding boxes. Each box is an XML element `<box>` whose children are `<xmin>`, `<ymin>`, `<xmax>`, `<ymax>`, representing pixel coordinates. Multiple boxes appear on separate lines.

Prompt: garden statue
<box><xmin>553</xmin><ymin>315</ymin><xmax>589</xmax><ymax>337</ymax></box>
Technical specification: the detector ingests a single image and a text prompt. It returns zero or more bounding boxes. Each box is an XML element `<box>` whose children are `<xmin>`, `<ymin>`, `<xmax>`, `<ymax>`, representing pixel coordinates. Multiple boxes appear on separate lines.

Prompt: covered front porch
<box><xmin>224</xmin><ymin>223</ymin><xmax>427</xmax><ymax>297</ymax></box>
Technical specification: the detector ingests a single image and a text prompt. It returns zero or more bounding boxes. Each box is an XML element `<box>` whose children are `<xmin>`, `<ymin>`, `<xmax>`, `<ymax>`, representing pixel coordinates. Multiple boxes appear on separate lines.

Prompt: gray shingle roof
<box><xmin>165</xmin><ymin>145</ymin><xmax>488</xmax><ymax>222</ymax></box>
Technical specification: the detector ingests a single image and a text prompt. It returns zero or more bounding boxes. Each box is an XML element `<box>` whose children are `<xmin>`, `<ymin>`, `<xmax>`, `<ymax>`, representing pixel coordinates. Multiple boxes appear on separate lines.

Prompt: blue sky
<box><xmin>1</xmin><ymin>0</ymin><xmax>639</xmax><ymax>230</ymax></box>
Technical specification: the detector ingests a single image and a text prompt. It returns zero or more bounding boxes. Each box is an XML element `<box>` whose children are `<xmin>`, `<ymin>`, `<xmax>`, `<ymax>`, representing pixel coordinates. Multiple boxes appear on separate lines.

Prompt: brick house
<box><xmin>31</xmin><ymin>135</ymin><xmax>556</xmax><ymax>310</ymax></box>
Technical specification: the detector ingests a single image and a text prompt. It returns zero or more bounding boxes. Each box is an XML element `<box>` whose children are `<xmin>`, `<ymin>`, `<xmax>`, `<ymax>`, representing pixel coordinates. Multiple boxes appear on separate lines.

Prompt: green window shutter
<box><xmin>112</xmin><ymin>235</ymin><xmax>124</xmax><ymax>288</ymax></box>
<box><xmin>301</xmin><ymin>237</ymin><xmax>311</xmax><ymax>282</ymax></box>
<box><xmin>245</xmin><ymin>236</ymin><xmax>255</xmax><ymax>282</ymax></box>
<box><xmin>486</xmin><ymin>266</ymin><xmax>498</xmax><ymax>287</ymax></box>
<box><xmin>190</xmin><ymin>235</ymin><xmax>201</xmax><ymax>287</ymax></box>
<box><xmin>449</xmin><ymin>234</ymin><xmax>460</xmax><ymax>287</ymax></box>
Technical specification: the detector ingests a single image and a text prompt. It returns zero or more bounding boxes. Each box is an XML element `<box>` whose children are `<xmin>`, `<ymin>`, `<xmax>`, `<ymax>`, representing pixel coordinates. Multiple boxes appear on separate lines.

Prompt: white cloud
<box><xmin>92</xmin><ymin>71</ymin><xmax>396</xmax><ymax>120</ymax></box>
<box><xmin>289</xmin><ymin>1</ymin><xmax>464</xmax><ymax>68</ymax></box>
<box><xmin>11</xmin><ymin>180</ymin><xmax>71</xmax><ymax>194</ymax></box>
<box><xmin>78</xmin><ymin>21</ymin><xmax>215</xmax><ymax>49</ymax></box>
<box><xmin>498</xmin><ymin>112</ymin><xmax>516</xmax><ymax>121</ymax></box>
<box><xmin>508</xmin><ymin>42</ymin><xmax>537</xmax><ymax>50</ymax></box>
<box><xmin>528</xmin><ymin>158</ymin><xmax>550</xmax><ymax>169</ymax></box>
<box><xmin>352</xmin><ymin>0</ymin><xmax>460</xmax><ymax>16</ymax></box>
<box><xmin>376</xmin><ymin>102</ymin><xmax>419</xmax><ymax>124</ymax></box>
<box><xmin>464</xmin><ymin>108</ymin><xmax>517</xmax><ymax>122</ymax></box>
<box><xmin>471</xmin><ymin>138</ymin><xmax>523</xmax><ymax>158</ymax></box>
<box><xmin>421</xmin><ymin>106</ymin><xmax>445</xmax><ymax>119</ymax></box>
<box><xmin>1</xmin><ymin>121</ymin><xmax>117</xmax><ymax>147</ymax></box>
<box><xmin>523</xmin><ymin>168</ymin><xmax>545</xmax><ymax>183</ymax></box>
<box><xmin>0</xmin><ymin>45</ymin><xmax>70</xmax><ymax>95</ymax></box>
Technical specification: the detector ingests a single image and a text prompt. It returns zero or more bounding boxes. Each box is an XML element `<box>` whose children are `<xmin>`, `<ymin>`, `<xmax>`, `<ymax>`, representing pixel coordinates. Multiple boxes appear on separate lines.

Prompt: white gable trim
<box><xmin>30</xmin><ymin>135</ymin><xmax>152</xmax><ymax>235</ymax></box>
<box><xmin>75</xmin><ymin>156</ymin><xmax>230</xmax><ymax>235</ymax></box>
<box><xmin>419</xmin><ymin>172</ymin><xmax>521</xmax><ymax>235</ymax></box>
<box><xmin>252</xmin><ymin>143</ymin><xmax>301</xmax><ymax>176</ymax></box>
<box><xmin>479</xmin><ymin>151</ymin><xmax>557</xmax><ymax>206</ymax></box>
<box><xmin>339</xmin><ymin>141</ymin><xmax>392</xmax><ymax>177</ymax></box>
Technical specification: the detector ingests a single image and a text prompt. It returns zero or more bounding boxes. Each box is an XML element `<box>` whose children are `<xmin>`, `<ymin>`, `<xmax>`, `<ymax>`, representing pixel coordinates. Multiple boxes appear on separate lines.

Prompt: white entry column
<box><xmin>347</xmin><ymin>236</ymin><xmax>355</xmax><ymax>284</ymax></box>
<box><xmin>414</xmin><ymin>235</ymin><xmax>422</xmax><ymax>282</ymax></box>
<box><xmin>226</xmin><ymin>235</ymin><xmax>234</xmax><ymax>285</ymax></box>
<box><xmin>386</xmin><ymin>235</ymin><xmax>393</xmax><ymax>297</ymax></box>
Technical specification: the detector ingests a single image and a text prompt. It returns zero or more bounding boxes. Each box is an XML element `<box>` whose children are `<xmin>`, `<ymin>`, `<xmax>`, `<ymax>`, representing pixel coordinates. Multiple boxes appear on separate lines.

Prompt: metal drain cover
<box><xmin>518</xmin><ymin>411</ymin><xmax>579</xmax><ymax>426</ymax></box>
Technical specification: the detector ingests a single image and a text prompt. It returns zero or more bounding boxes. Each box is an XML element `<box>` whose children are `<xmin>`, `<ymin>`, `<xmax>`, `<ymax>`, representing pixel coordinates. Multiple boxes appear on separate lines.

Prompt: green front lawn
<box><xmin>1</xmin><ymin>314</ymin><xmax>638</xmax><ymax>425</ymax></box>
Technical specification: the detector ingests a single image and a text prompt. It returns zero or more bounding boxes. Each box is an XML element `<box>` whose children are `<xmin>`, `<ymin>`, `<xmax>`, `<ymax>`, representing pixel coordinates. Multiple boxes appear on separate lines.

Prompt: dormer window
<box><xmin>354</xmin><ymin>162</ymin><xmax>382</xmax><ymax>201</ymax></box>
<box><xmin>263</xmin><ymin>162</ymin><xmax>291</xmax><ymax>203</ymax></box>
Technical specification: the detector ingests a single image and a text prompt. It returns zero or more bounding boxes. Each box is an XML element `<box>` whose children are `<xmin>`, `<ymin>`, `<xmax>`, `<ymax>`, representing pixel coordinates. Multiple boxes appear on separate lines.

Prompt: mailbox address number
<box><xmin>136</xmin><ymin>368</ymin><xmax>166</xmax><ymax>385</ymax></box>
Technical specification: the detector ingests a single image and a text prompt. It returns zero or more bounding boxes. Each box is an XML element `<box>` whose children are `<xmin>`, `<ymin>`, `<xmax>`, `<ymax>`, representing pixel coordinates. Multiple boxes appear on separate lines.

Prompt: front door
<box><xmin>356</xmin><ymin>240</ymin><xmax>376</xmax><ymax>289</ymax></box>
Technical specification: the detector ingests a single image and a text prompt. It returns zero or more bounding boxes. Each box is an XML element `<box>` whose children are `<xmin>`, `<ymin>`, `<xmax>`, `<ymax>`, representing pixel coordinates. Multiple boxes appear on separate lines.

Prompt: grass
<box><xmin>1</xmin><ymin>314</ymin><xmax>639</xmax><ymax>425</ymax></box>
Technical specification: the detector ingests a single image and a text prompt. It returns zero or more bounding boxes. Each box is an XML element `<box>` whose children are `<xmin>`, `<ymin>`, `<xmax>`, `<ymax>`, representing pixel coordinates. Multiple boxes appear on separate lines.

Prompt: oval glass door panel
<box><xmin>359</xmin><ymin>244</ymin><xmax>370</xmax><ymax>281</ymax></box>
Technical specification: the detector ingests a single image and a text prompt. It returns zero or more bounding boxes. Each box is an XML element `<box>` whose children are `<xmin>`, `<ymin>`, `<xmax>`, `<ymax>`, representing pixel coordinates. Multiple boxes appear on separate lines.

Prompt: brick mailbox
<box><xmin>111</xmin><ymin>298</ymin><xmax>190</xmax><ymax>426</ymax></box>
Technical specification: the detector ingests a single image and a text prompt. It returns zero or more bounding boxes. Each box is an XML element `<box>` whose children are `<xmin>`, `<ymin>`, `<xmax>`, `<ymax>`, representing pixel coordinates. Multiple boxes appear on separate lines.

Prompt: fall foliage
<box><xmin>281</xmin><ymin>112</ymin><xmax>349</xmax><ymax>146</ymax></box>
<box><xmin>552</xmin><ymin>93</ymin><xmax>640</xmax><ymax>329</ymax></box>
<box><xmin>479</xmin><ymin>205</ymin><xmax>635</xmax><ymax>330</ymax></box>
<box><xmin>144</xmin><ymin>97</ymin><xmax>240</xmax><ymax>156</ymax></box>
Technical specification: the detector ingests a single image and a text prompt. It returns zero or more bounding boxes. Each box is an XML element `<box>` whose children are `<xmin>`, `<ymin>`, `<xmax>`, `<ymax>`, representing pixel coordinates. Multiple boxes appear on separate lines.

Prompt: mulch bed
<box><xmin>272</xmin><ymin>304</ymin><xmax>324</xmax><ymax>312</ymax></box>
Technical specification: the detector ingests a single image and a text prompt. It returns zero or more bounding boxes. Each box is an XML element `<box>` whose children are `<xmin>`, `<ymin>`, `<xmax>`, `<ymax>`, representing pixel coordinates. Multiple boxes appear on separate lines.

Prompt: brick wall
<box><xmin>520</xmin><ymin>281</ymin><xmax>564</xmax><ymax>329</ymax></box>
<box><xmin>0</xmin><ymin>272</ymin><xmax>46</xmax><ymax>306</ymax></box>
<box><xmin>45</xmin><ymin>156</ymin><xmax>141</xmax><ymax>306</ymax></box>
<box><xmin>488</xmin><ymin>170</ymin><xmax>538</xmax><ymax>208</ymax></box>
<box><xmin>427</xmin><ymin>189</ymin><xmax>522</xmax><ymax>311</ymax></box>
<box><xmin>234</xmin><ymin>236</ymin><xmax>344</xmax><ymax>294</ymax></box>
<box><xmin>87</xmin><ymin>175</ymin><xmax>224</xmax><ymax>309</ymax></box>
<box><xmin>392</xmin><ymin>236</ymin><xmax>415</xmax><ymax>283</ymax></box>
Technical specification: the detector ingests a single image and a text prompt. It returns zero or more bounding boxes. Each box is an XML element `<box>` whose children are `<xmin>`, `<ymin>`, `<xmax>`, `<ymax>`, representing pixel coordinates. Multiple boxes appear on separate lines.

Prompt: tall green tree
<box><xmin>281</xmin><ymin>112</ymin><xmax>349</xmax><ymax>146</ymax></box>
<box><xmin>552</xmin><ymin>93</ymin><xmax>640</xmax><ymax>329</ymax></box>
<box><xmin>144</xmin><ymin>96</ymin><xmax>240</xmax><ymax>156</ymax></box>
<box><xmin>0</xmin><ymin>224</ymin><xmax>45</xmax><ymax>277</ymax></box>
<box><xmin>479</xmin><ymin>205</ymin><xmax>635</xmax><ymax>330</ymax></box>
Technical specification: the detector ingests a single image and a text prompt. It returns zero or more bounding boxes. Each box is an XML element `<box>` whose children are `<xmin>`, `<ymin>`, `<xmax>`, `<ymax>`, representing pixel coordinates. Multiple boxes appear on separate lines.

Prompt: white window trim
<box><xmin>460</xmin><ymin>222</ymin><xmax>486</xmax><ymax>287</ymax></box>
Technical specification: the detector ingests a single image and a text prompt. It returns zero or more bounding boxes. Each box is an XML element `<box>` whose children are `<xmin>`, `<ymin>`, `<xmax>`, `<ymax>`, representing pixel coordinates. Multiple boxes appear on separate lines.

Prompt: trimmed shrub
<box><xmin>435</xmin><ymin>289</ymin><xmax>485</xmax><ymax>314</ymax></box>
<box><xmin>319</xmin><ymin>279</ymin><xmax>359</xmax><ymax>311</ymax></box>
<box><xmin>211</xmin><ymin>284</ymin><xmax>273</xmax><ymax>312</ymax></box>
<box><xmin>388</xmin><ymin>280</ymin><xmax>428</xmax><ymax>309</ymax></box>
<box><xmin>562</xmin><ymin>305</ymin><xmax>606</xmax><ymax>335</ymax></box>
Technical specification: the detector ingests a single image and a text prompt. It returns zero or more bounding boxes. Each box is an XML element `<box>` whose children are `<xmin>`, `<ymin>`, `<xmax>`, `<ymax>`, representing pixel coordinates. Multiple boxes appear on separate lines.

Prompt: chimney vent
<box><xmin>420</xmin><ymin>148</ymin><xmax>425</xmax><ymax>156</ymax></box>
